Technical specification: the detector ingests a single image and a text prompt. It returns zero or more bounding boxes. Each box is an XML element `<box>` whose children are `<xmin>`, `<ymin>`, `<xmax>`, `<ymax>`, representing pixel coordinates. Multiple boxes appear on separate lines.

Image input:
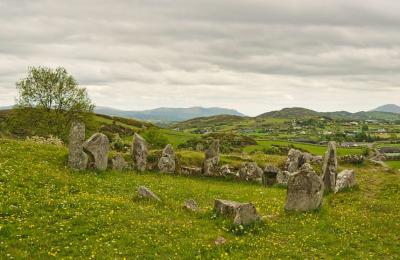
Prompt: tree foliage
<box><xmin>16</xmin><ymin>66</ymin><xmax>93</xmax><ymax>115</ymax></box>
<box><xmin>9</xmin><ymin>66</ymin><xmax>94</xmax><ymax>140</ymax></box>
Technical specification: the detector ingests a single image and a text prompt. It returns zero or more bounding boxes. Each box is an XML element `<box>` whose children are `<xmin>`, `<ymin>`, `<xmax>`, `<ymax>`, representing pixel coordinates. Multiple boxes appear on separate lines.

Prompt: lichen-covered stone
<box><xmin>238</xmin><ymin>162</ymin><xmax>263</xmax><ymax>182</ymax></box>
<box><xmin>335</xmin><ymin>169</ymin><xmax>356</xmax><ymax>193</ymax></box>
<box><xmin>83</xmin><ymin>133</ymin><xmax>109</xmax><ymax>171</ymax></box>
<box><xmin>137</xmin><ymin>186</ymin><xmax>161</xmax><ymax>201</ymax></box>
<box><xmin>68</xmin><ymin>122</ymin><xmax>88</xmax><ymax>170</ymax></box>
<box><xmin>132</xmin><ymin>133</ymin><xmax>148</xmax><ymax>172</ymax></box>
<box><xmin>285</xmin><ymin>163</ymin><xmax>324</xmax><ymax>211</ymax></box>
<box><xmin>112</xmin><ymin>154</ymin><xmax>128</xmax><ymax>171</ymax></box>
<box><xmin>322</xmin><ymin>141</ymin><xmax>338</xmax><ymax>192</ymax></box>
<box><xmin>158</xmin><ymin>144</ymin><xmax>176</xmax><ymax>173</ymax></box>
<box><xmin>214</xmin><ymin>199</ymin><xmax>260</xmax><ymax>225</ymax></box>
<box><xmin>203</xmin><ymin>139</ymin><xmax>220</xmax><ymax>176</ymax></box>
<box><xmin>183</xmin><ymin>199</ymin><xmax>199</xmax><ymax>212</ymax></box>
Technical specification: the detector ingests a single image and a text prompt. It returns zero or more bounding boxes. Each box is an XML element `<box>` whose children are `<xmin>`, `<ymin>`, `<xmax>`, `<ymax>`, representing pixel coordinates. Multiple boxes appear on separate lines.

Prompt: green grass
<box><xmin>244</xmin><ymin>140</ymin><xmax>364</xmax><ymax>156</ymax></box>
<box><xmin>385</xmin><ymin>161</ymin><xmax>400</xmax><ymax>170</ymax></box>
<box><xmin>1</xmin><ymin>139</ymin><xmax>400</xmax><ymax>258</ymax></box>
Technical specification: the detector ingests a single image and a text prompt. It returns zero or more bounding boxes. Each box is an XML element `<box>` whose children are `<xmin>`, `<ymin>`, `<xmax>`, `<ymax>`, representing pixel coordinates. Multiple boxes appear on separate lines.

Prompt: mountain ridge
<box><xmin>94</xmin><ymin>106</ymin><xmax>245</xmax><ymax>123</ymax></box>
<box><xmin>371</xmin><ymin>104</ymin><xmax>400</xmax><ymax>114</ymax></box>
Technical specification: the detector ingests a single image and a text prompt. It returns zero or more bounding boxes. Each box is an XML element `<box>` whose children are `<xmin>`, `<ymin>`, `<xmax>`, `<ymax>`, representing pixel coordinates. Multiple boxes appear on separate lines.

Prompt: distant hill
<box><xmin>371</xmin><ymin>104</ymin><xmax>400</xmax><ymax>114</ymax></box>
<box><xmin>256</xmin><ymin>107</ymin><xmax>400</xmax><ymax>121</ymax></box>
<box><xmin>95</xmin><ymin>106</ymin><xmax>245</xmax><ymax>123</ymax></box>
<box><xmin>172</xmin><ymin>114</ymin><xmax>247</xmax><ymax>130</ymax></box>
<box><xmin>257</xmin><ymin>107</ymin><xmax>320</xmax><ymax>119</ymax></box>
<box><xmin>0</xmin><ymin>105</ymin><xmax>13</xmax><ymax>110</ymax></box>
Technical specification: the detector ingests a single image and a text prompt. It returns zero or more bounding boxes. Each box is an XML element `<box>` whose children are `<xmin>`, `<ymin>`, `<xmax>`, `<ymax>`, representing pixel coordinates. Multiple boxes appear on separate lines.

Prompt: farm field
<box><xmin>243</xmin><ymin>140</ymin><xmax>365</xmax><ymax>156</ymax></box>
<box><xmin>1</xmin><ymin>139</ymin><xmax>400</xmax><ymax>259</ymax></box>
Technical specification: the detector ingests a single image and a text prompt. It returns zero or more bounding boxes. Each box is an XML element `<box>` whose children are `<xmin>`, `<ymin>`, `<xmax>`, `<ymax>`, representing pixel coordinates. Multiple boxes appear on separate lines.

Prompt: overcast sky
<box><xmin>1</xmin><ymin>0</ymin><xmax>399</xmax><ymax>116</ymax></box>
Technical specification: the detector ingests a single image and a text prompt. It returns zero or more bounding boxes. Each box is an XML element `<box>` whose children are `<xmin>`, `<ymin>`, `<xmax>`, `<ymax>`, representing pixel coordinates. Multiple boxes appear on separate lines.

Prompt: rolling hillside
<box><xmin>95</xmin><ymin>106</ymin><xmax>245</xmax><ymax>123</ymax></box>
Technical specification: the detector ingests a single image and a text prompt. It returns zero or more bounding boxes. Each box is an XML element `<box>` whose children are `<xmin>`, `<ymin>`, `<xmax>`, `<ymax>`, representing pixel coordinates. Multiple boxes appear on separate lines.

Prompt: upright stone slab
<box><xmin>276</xmin><ymin>171</ymin><xmax>292</xmax><ymax>186</ymax></box>
<box><xmin>68</xmin><ymin>122</ymin><xmax>88</xmax><ymax>170</ymax></box>
<box><xmin>203</xmin><ymin>139</ymin><xmax>220</xmax><ymax>176</ymax></box>
<box><xmin>158</xmin><ymin>144</ymin><xmax>176</xmax><ymax>173</ymax></box>
<box><xmin>285</xmin><ymin>149</ymin><xmax>320</xmax><ymax>172</ymax></box>
<box><xmin>335</xmin><ymin>169</ymin><xmax>356</xmax><ymax>193</ymax></box>
<box><xmin>214</xmin><ymin>199</ymin><xmax>260</xmax><ymax>225</ymax></box>
<box><xmin>83</xmin><ymin>133</ymin><xmax>109</xmax><ymax>171</ymax></box>
<box><xmin>285</xmin><ymin>163</ymin><xmax>324</xmax><ymax>211</ymax></box>
<box><xmin>322</xmin><ymin>141</ymin><xmax>338</xmax><ymax>192</ymax></box>
<box><xmin>238</xmin><ymin>162</ymin><xmax>263</xmax><ymax>182</ymax></box>
<box><xmin>112</xmin><ymin>154</ymin><xmax>128</xmax><ymax>171</ymax></box>
<box><xmin>285</xmin><ymin>149</ymin><xmax>304</xmax><ymax>172</ymax></box>
<box><xmin>262</xmin><ymin>165</ymin><xmax>280</xmax><ymax>187</ymax></box>
<box><xmin>132</xmin><ymin>133</ymin><xmax>148</xmax><ymax>172</ymax></box>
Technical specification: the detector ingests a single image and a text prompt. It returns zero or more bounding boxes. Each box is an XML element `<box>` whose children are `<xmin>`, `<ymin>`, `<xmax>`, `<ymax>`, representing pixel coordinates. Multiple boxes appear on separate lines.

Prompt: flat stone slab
<box><xmin>137</xmin><ymin>186</ymin><xmax>161</xmax><ymax>201</ymax></box>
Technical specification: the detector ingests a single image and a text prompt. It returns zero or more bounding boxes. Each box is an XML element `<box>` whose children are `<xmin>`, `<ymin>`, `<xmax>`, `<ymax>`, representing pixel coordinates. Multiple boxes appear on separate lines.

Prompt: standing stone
<box><xmin>285</xmin><ymin>149</ymin><xmax>319</xmax><ymax>172</ymax></box>
<box><xmin>203</xmin><ymin>139</ymin><xmax>220</xmax><ymax>176</ymax></box>
<box><xmin>276</xmin><ymin>171</ymin><xmax>292</xmax><ymax>186</ymax></box>
<box><xmin>112</xmin><ymin>154</ymin><xmax>128</xmax><ymax>171</ymax></box>
<box><xmin>158</xmin><ymin>144</ymin><xmax>176</xmax><ymax>173</ymax></box>
<box><xmin>214</xmin><ymin>199</ymin><xmax>260</xmax><ymax>225</ymax></box>
<box><xmin>335</xmin><ymin>169</ymin><xmax>356</xmax><ymax>193</ymax></box>
<box><xmin>285</xmin><ymin>149</ymin><xmax>305</xmax><ymax>172</ymax></box>
<box><xmin>262</xmin><ymin>165</ymin><xmax>280</xmax><ymax>187</ymax></box>
<box><xmin>132</xmin><ymin>133</ymin><xmax>148</xmax><ymax>172</ymax></box>
<box><xmin>83</xmin><ymin>133</ymin><xmax>110</xmax><ymax>171</ymax></box>
<box><xmin>68</xmin><ymin>122</ymin><xmax>88</xmax><ymax>170</ymax></box>
<box><xmin>238</xmin><ymin>162</ymin><xmax>263</xmax><ymax>182</ymax></box>
<box><xmin>322</xmin><ymin>141</ymin><xmax>338</xmax><ymax>192</ymax></box>
<box><xmin>285</xmin><ymin>163</ymin><xmax>324</xmax><ymax>211</ymax></box>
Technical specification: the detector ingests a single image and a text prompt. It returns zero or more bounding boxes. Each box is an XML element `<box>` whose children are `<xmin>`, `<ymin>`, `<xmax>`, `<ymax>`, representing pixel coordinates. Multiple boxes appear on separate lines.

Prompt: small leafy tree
<box><xmin>10</xmin><ymin>66</ymin><xmax>94</xmax><ymax>140</ymax></box>
<box><xmin>16</xmin><ymin>66</ymin><xmax>93</xmax><ymax>115</ymax></box>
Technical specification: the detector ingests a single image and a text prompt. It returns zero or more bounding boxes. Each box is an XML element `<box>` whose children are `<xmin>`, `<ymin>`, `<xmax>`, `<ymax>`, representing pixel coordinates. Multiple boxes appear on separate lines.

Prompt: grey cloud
<box><xmin>0</xmin><ymin>0</ymin><xmax>399</xmax><ymax>115</ymax></box>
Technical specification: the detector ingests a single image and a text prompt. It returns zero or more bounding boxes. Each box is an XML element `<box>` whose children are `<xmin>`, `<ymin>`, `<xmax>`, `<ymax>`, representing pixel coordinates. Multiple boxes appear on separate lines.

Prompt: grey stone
<box><xmin>183</xmin><ymin>199</ymin><xmax>199</xmax><ymax>212</ymax></box>
<box><xmin>203</xmin><ymin>139</ymin><xmax>220</xmax><ymax>176</ymax></box>
<box><xmin>180</xmin><ymin>166</ymin><xmax>203</xmax><ymax>176</ymax></box>
<box><xmin>285</xmin><ymin>163</ymin><xmax>324</xmax><ymax>211</ymax></box>
<box><xmin>83</xmin><ymin>133</ymin><xmax>109</xmax><ymax>171</ymax></box>
<box><xmin>220</xmin><ymin>164</ymin><xmax>233</xmax><ymax>176</ymax></box>
<box><xmin>285</xmin><ymin>149</ymin><xmax>322</xmax><ymax>173</ymax></box>
<box><xmin>263</xmin><ymin>165</ymin><xmax>280</xmax><ymax>187</ymax></box>
<box><xmin>214</xmin><ymin>199</ymin><xmax>260</xmax><ymax>225</ymax></box>
<box><xmin>238</xmin><ymin>162</ymin><xmax>263</xmax><ymax>182</ymax></box>
<box><xmin>214</xmin><ymin>237</ymin><xmax>227</xmax><ymax>246</ymax></box>
<box><xmin>322</xmin><ymin>141</ymin><xmax>338</xmax><ymax>192</ymax></box>
<box><xmin>158</xmin><ymin>144</ymin><xmax>176</xmax><ymax>173</ymax></box>
<box><xmin>285</xmin><ymin>149</ymin><xmax>304</xmax><ymax>172</ymax></box>
<box><xmin>132</xmin><ymin>133</ymin><xmax>148</xmax><ymax>172</ymax></box>
<box><xmin>68</xmin><ymin>122</ymin><xmax>88</xmax><ymax>170</ymax></box>
<box><xmin>335</xmin><ymin>169</ymin><xmax>356</xmax><ymax>193</ymax></box>
<box><xmin>137</xmin><ymin>186</ymin><xmax>161</xmax><ymax>201</ymax></box>
<box><xmin>276</xmin><ymin>171</ymin><xmax>292</xmax><ymax>186</ymax></box>
<box><xmin>112</xmin><ymin>154</ymin><xmax>128</xmax><ymax>171</ymax></box>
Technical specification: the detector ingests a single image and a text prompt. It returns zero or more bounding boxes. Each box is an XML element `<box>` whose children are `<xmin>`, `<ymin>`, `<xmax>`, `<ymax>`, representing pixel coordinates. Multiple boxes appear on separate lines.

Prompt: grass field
<box><xmin>385</xmin><ymin>161</ymin><xmax>400</xmax><ymax>170</ymax></box>
<box><xmin>244</xmin><ymin>140</ymin><xmax>364</xmax><ymax>156</ymax></box>
<box><xmin>1</xmin><ymin>139</ymin><xmax>400</xmax><ymax>258</ymax></box>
